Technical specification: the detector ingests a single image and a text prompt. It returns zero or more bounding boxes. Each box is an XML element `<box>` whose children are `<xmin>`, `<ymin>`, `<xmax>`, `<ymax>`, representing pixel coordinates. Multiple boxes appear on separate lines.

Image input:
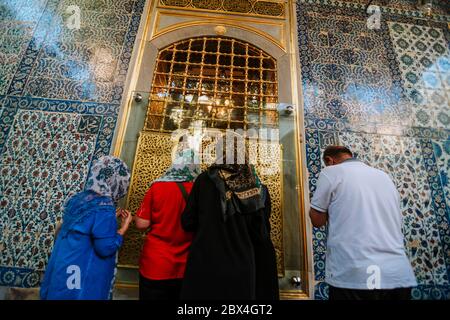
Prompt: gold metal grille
<box><xmin>159</xmin><ymin>0</ymin><xmax>285</xmax><ymax>17</ymax></box>
<box><xmin>145</xmin><ymin>37</ymin><xmax>279</xmax><ymax>132</ymax></box>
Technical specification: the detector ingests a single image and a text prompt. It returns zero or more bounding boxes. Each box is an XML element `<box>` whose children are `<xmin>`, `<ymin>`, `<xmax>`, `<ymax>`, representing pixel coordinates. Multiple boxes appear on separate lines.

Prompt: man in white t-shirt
<box><xmin>310</xmin><ymin>145</ymin><xmax>417</xmax><ymax>300</ymax></box>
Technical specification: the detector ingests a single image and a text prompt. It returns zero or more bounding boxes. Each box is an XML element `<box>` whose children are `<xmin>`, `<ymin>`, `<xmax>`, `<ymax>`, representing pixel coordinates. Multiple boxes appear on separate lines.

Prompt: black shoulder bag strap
<box><xmin>176</xmin><ymin>182</ymin><xmax>189</xmax><ymax>202</ymax></box>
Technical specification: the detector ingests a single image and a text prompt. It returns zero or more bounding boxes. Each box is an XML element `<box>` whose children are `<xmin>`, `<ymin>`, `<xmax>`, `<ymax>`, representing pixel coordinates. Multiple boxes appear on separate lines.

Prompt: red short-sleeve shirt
<box><xmin>136</xmin><ymin>181</ymin><xmax>194</xmax><ymax>280</ymax></box>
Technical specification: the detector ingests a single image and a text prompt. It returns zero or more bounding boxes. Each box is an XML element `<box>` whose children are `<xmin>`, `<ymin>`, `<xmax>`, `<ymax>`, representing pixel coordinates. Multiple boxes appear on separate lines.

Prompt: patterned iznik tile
<box><xmin>0</xmin><ymin>0</ymin><xmax>145</xmax><ymax>288</ymax></box>
<box><xmin>388</xmin><ymin>22</ymin><xmax>450</xmax><ymax>129</ymax></box>
<box><xmin>412</xmin><ymin>285</ymin><xmax>450</xmax><ymax>300</ymax></box>
<box><xmin>7</xmin><ymin>0</ymin><xmax>144</xmax><ymax>102</ymax></box>
<box><xmin>0</xmin><ymin>0</ymin><xmax>49</xmax><ymax>95</ymax></box>
<box><xmin>305</xmin><ymin>129</ymin><xmax>328</xmax><ymax>280</ymax></box>
<box><xmin>323</xmin><ymin>0</ymin><xmax>450</xmax><ymax>17</ymax></box>
<box><xmin>299</xmin><ymin>1</ymin><xmax>450</xmax><ymax>299</ymax></box>
<box><xmin>0</xmin><ymin>95</ymin><xmax>5</xmax><ymax>118</ymax></box>
<box><xmin>57</xmin><ymin>0</ymin><xmax>137</xmax><ymax>14</ymax></box>
<box><xmin>0</xmin><ymin>110</ymin><xmax>97</xmax><ymax>233</ymax></box>
<box><xmin>315</xmin><ymin>281</ymin><xmax>450</xmax><ymax>300</ymax></box>
<box><xmin>0</xmin><ymin>109</ymin><xmax>96</xmax><ymax>271</ymax></box>
<box><xmin>432</xmin><ymin>140</ymin><xmax>450</xmax><ymax>212</ymax></box>
<box><xmin>0</xmin><ymin>228</ymin><xmax>55</xmax><ymax>271</ymax></box>
<box><xmin>0</xmin><ymin>266</ymin><xmax>42</xmax><ymax>288</ymax></box>
<box><xmin>0</xmin><ymin>21</ymin><xmax>36</xmax><ymax>95</ymax></box>
<box><xmin>308</xmin><ymin>129</ymin><xmax>450</xmax><ymax>286</ymax></box>
<box><xmin>298</xmin><ymin>0</ymin><xmax>450</xmax><ymax>22</ymax></box>
<box><xmin>0</xmin><ymin>95</ymin><xmax>121</xmax><ymax>286</ymax></box>
<box><xmin>0</xmin><ymin>0</ymin><xmax>48</xmax><ymax>22</ymax></box>
<box><xmin>299</xmin><ymin>10</ymin><xmax>414</xmax><ymax>129</ymax></box>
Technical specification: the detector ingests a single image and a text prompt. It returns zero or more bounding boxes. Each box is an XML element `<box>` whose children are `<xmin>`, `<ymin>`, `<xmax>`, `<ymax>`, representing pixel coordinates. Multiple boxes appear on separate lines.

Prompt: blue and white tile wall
<box><xmin>297</xmin><ymin>0</ymin><xmax>450</xmax><ymax>299</ymax></box>
<box><xmin>0</xmin><ymin>0</ymin><xmax>449</xmax><ymax>300</ymax></box>
<box><xmin>0</xmin><ymin>0</ymin><xmax>145</xmax><ymax>288</ymax></box>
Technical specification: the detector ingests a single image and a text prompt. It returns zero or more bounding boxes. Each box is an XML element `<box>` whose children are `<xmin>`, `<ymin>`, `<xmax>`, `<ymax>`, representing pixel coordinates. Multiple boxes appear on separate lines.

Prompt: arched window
<box><xmin>145</xmin><ymin>37</ymin><xmax>279</xmax><ymax>132</ymax></box>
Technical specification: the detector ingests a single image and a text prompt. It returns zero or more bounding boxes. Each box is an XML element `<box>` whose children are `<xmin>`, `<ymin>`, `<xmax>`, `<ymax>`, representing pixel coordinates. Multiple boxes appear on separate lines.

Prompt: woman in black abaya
<box><xmin>180</xmin><ymin>137</ymin><xmax>279</xmax><ymax>300</ymax></box>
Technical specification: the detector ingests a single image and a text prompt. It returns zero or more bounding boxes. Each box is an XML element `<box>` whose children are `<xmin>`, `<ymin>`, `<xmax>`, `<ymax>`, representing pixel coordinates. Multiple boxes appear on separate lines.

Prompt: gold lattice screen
<box><xmin>118</xmin><ymin>131</ymin><xmax>284</xmax><ymax>276</ymax></box>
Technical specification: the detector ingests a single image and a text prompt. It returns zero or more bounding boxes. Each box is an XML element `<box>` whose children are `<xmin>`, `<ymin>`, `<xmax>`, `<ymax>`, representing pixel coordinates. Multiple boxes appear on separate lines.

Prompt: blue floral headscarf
<box><xmin>85</xmin><ymin>156</ymin><xmax>131</xmax><ymax>202</ymax></box>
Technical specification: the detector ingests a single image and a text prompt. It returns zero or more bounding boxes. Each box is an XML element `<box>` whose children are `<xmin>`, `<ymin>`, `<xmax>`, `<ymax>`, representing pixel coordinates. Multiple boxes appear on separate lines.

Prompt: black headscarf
<box><xmin>207</xmin><ymin>137</ymin><xmax>265</xmax><ymax>221</ymax></box>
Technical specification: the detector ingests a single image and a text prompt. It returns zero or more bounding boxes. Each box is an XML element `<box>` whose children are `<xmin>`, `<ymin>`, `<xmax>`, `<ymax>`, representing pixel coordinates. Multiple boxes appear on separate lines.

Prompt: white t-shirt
<box><xmin>311</xmin><ymin>159</ymin><xmax>417</xmax><ymax>289</ymax></box>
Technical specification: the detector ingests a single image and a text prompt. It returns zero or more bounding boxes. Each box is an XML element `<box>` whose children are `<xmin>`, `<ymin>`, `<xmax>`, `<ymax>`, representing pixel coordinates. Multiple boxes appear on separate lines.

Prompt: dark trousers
<box><xmin>139</xmin><ymin>275</ymin><xmax>183</xmax><ymax>301</ymax></box>
<box><xmin>328</xmin><ymin>285</ymin><xmax>412</xmax><ymax>300</ymax></box>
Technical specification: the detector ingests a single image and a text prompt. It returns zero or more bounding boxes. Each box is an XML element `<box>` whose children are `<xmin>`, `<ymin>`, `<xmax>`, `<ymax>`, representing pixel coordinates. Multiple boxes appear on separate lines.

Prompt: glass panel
<box><xmin>205</xmin><ymin>39</ymin><xmax>219</xmax><ymax>53</ymax></box>
<box><xmin>232</xmin><ymin>68</ymin><xmax>246</xmax><ymax>80</ymax></box>
<box><xmin>168</xmin><ymin>88</ymin><xmax>183</xmax><ymax>102</ymax></box>
<box><xmin>263</xmin><ymin>83</ymin><xmax>278</xmax><ymax>96</ymax></box>
<box><xmin>120</xmin><ymin>38</ymin><xmax>310</xmax><ymax>297</ymax></box>
<box><xmin>145</xmin><ymin>114</ymin><xmax>163</xmax><ymax>131</ymax></box>
<box><xmin>263</xmin><ymin>57</ymin><xmax>276</xmax><ymax>70</ymax></box>
<box><xmin>247</xmin><ymin>82</ymin><xmax>260</xmax><ymax>96</ymax></box>
<box><xmin>155</xmin><ymin>61</ymin><xmax>171</xmax><ymax>74</ymax></box>
<box><xmin>233</xmin><ymin>56</ymin><xmax>246</xmax><ymax>67</ymax></box>
<box><xmin>174</xmin><ymin>50</ymin><xmax>188</xmax><ymax>62</ymax></box>
<box><xmin>188</xmin><ymin>52</ymin><xmax>203</xmax><ymax>64</ymax></box>
<box><xmin>151</xmin><ymin>86</ymin><xmax>167</xmax><ymax>101</ymax></box>
<box><xmin>248</xmin><ymin>71</ymin><xmax>261</xmax><ymax>81</ymax></box>
<box><xmin>263</xmin><ymin>70</ymin><xmax>276</xmax><ymax>82</ymax></box>
<box><xmin>248</xmin><ymin>57</ymin><xmax>261</xmax><ymax>68</ymax></box>
<box><xmin>186</xmin><ymin>64</ymin><xmax>201</xmax><ymax>76</ymax></box>
<box><xmin>140</xmin><ymin>40</ymin><xmax>286</xmax><ymax>257</ymax></box>
<box><xmin>175</xmin><ymin>40</ymin><xmax>189</xmax><ymax>51</ymax></box>
<box><xmin>248</xmin><ymin>47</ymin><xmax>261</xmax><ymax>57</ymax></box>
<box><xmin>159</xmin><ymin>49</ymin><xmax>173</xmax><ymax>61</ymax></box>
<box><xmin>231</xmin><ymin>92</ymin><xmax>246</xmax><ymax>107</ymax></box>
<box><xmin>246</xmin><ymin>108</ymin><xmax>260</xmax><ymax>125</ymax></box>
<box><xmin>218</xmin><ymin>55</ymin><xmax>232</xmax><ymax>66</ymax></box>
<box><xmin>204</xmin><ymin>53</ymin><xmax>217</xmax><ymax>65</ymax></box>
<box><xmin>261</xmin><ymin>110</ymin><xmax>279</xmax><ymax>126</ymax></box>
<box><xmin>219</xmin><ymin>39</ymin><xmax>233</xmax><ymax>54</ymax></box>
<box><xmin>190</xmin><ymin>38</ymin><xmax>204</xmax><ymax>52</ymax></box>
<box><xmin>186</xmin><ymin>78</ymin><xmax>200</xmax><ymax>91</ymax></box>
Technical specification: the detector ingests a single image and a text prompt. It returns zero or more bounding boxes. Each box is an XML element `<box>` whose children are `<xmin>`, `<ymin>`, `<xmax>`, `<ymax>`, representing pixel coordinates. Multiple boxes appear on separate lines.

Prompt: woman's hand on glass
<box><xmin>116</xmin><ymin>208</ymin><xmax>128</xmax><ymax>218</ymax></box>
<box><xmin>117</xmin><ymin>209</ymin><xmax>133</xmax><ymax>236</ymax></box>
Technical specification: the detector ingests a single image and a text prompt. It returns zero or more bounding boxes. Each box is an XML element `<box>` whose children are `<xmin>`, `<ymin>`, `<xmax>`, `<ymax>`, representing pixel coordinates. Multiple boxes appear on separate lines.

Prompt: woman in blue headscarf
<box><xmin>40</xmin><ymin>156</ymin><xmax>132</xmax><ymax>300</ymax></box>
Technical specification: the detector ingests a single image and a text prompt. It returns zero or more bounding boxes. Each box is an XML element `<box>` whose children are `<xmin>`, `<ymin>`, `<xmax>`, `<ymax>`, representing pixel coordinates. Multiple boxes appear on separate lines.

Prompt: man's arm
<box><xmin>309</xmin><ymin>171</ymin><xmax>333</xmax><ymax>228</ymax></box>
<box><xmin>309</xmin><ymin>207</ymin><xmax>328</xmax><ymax>228</ymax></box>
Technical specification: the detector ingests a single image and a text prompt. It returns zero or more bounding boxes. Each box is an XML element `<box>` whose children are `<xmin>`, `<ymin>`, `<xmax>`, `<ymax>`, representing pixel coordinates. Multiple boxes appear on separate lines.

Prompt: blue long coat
<box><xmin>40</xmin><ymin>191</ymin><xmax>123</xmax><ymax>300</ymax></box>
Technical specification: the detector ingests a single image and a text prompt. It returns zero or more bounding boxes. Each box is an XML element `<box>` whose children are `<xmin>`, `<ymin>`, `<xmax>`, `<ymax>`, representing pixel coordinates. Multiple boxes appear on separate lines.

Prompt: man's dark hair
<box><xmin>323</xmin><ymin>145</ymin><xmax>353</xmax><ymax>161</ymax></box>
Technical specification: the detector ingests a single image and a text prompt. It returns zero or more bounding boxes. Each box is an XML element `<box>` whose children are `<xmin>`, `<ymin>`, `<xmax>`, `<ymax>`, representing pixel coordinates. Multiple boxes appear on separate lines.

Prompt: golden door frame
<box><xmin>112</xmin><ymin>0</ymin><xmax>312</xmax><ymax>299</ymax></box>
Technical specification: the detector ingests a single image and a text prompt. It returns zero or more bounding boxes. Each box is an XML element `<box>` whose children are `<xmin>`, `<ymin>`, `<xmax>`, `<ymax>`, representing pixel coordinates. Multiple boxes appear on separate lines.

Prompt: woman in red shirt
<box><xmin>134</xmin><ymin>148</ymin><xmax>200</xmax><ymax>300</ymax></box>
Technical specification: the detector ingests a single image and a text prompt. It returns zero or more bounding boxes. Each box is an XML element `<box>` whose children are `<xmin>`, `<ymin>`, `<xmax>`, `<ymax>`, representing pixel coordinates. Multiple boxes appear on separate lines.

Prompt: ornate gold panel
<box><xmin>159</xmin><ymin>0</ymin><xmax>285</xmax><ymax>18</ymax></box>
<box><xmin>118</xmin><ymin>132</ymin><xmax>174</xmax><ymax>267</ymax></box>
<box><xmin>253</xmin><ymin>1</ymin><xmax>284</xmax><ymax>16</ymax></box>
<box><xmin>118</xmin><ymin>131</ymin><xmax>285</xmax><ymax>276</ymax></box>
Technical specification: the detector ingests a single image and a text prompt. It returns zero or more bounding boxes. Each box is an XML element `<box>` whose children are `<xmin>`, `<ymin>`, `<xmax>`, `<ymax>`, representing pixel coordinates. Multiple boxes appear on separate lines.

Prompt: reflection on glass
<box><xmin>144</xmin><ymin>37</ymin><xmax>278</xmax><ymax>132</ymax></box>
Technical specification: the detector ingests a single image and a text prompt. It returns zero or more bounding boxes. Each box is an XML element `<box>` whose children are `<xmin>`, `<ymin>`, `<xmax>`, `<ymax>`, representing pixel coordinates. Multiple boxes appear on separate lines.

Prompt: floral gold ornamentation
<box><xmin>159</xmin><ymin>0</ymin><xmax>286</xmax><ymax>17</ymax></box>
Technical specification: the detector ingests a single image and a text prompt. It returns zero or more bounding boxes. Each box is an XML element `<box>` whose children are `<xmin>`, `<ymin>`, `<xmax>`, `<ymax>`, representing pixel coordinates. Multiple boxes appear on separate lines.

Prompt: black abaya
<box><xmin>180</xmin><ymin>171</ymin><xmax>279</xmax><ymax>300</ymax></box>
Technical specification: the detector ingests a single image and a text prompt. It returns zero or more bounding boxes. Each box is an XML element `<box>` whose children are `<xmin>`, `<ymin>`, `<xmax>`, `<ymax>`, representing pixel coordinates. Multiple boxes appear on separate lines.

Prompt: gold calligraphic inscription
<box><xmin>159</xmin><ymin>0</ymin><xmax>285</xmax><ymax>17</ymax></box>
